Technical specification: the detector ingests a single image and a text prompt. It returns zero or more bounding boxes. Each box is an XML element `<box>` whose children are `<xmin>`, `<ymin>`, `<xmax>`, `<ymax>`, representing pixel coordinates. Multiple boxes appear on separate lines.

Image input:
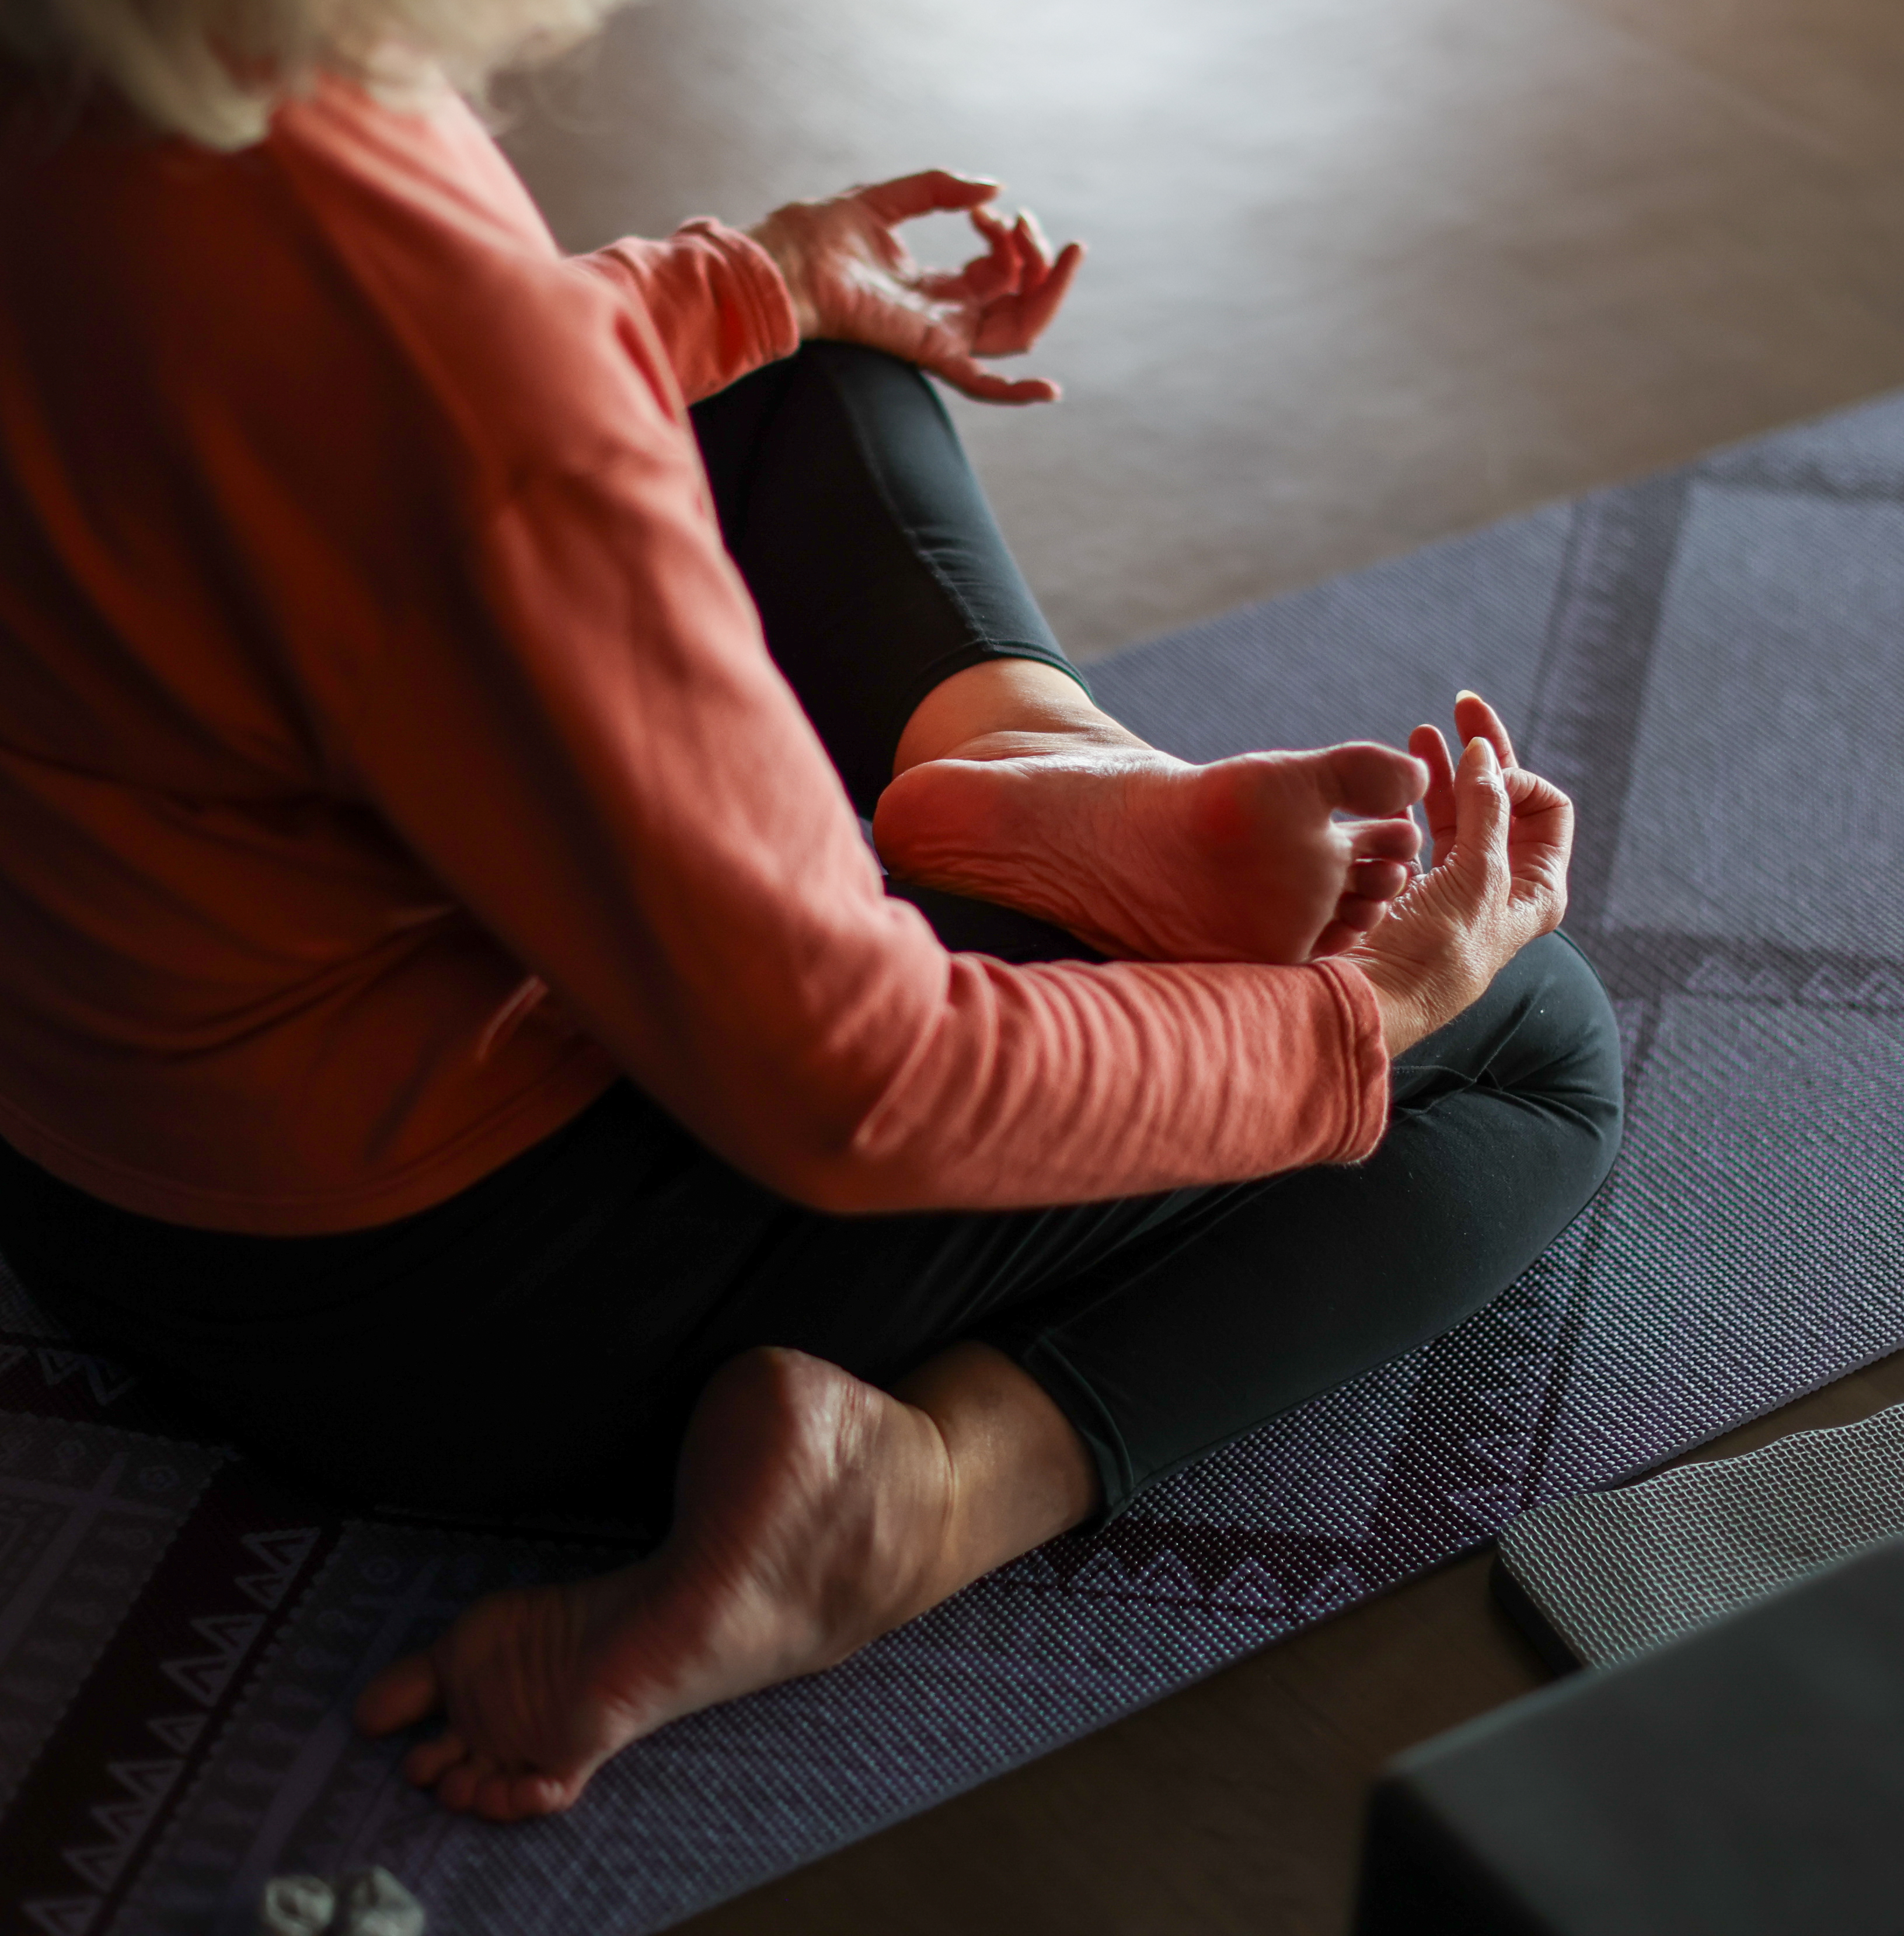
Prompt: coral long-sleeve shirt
<box><xmin>0</xmin><ymin>78</ymin><xmax>1390</xmax><ymax>1234</ymax></box>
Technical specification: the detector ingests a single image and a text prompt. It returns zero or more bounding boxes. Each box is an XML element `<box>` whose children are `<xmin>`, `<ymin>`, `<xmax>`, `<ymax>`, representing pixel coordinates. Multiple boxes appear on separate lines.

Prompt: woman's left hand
<box><xmin>748</xmin><ymin>172</ymin><xmax>1084</xmax><ymax>404</ymax></box>
<box><xmin>1347</xmin><ymin>692</ymin><xmax>1573</xmax><ymax>1056</ymax></box>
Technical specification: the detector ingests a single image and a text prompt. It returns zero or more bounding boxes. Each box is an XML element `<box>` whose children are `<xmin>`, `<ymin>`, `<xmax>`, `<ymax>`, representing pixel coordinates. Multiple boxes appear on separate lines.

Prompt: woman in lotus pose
<box><xmin>0</xmin><ymin>0</ymin><xmax>1620</xmax><ymax>1821</ymax></box>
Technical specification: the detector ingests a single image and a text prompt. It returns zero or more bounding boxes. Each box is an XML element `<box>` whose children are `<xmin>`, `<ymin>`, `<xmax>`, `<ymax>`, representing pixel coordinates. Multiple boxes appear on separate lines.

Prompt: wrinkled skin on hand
<box><xmin>1349</xmin><ymin>691</ymin><xmax>1574</xmax><ymax>1056</ymax></box>
<box><xmin>748</xmin><ymin>170</ymin><xmax>1084</xmax><ymax>404</ymax></box>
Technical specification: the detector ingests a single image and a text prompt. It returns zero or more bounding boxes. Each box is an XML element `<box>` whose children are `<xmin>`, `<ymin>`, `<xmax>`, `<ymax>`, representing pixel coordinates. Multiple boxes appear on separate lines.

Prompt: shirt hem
<box><xmin>0</xmin><ymin>1051</ymin><xmax>621</xmax><ymax>1237</ymax></box>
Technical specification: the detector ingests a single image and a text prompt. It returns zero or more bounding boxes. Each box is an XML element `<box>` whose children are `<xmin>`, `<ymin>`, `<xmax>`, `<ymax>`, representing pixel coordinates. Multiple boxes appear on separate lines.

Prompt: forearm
<box><xmin>782</xmin><ymin>951</ymin><xmax>1393</xmax><ymax>1213</ymax></box>
<box><xmin>365</xmin><ymin>459</ymin><xmax>1389</xmax><ymax>1215</ymax></box>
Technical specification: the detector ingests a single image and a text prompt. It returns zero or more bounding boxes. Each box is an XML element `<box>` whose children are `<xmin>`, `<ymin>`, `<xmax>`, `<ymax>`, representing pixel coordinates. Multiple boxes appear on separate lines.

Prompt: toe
<box><xmin>402</xmin><ymin>1729</ymin><xmax>468</xmax><ymax>1789</ymax></box>
<box><xmin>1348</xmin><ymin>814</ymin><xmax>1422</xmax><ymax>868</ymax></box>
<box><xmin>1347</xmin><ymin>857</ymin><xmax>1411</xmax><ymax>903</ymax></box>
<box><xmin>474</xmin><ymin>1770</ymin><xmax>524</xmax><ymax>1822</ymax></box>
<box><xmin>1307</xmin><ymin>916</ymin><xmax>1362</xmax><ymax>959</ymax></box>
<box><xmin>1319</xmin><ymin>743</ymin><xmax>1429</xmax><ymax>819</ymax></box>
<box><xmin>1331</xmin><ymin>891</ymin><xmax>1392</xmax><ymax>933</ymax></box>
<box><xmin>1310</xmin><ymin>894</ymin><xmax>1392</xmax><ymax>956</ymax></box>
<box><xmin>515</xmin><ymin>1773</ymin><xmax>577</xmax><ymax>1816</ymax></box>
<box><xmin>437</xmin><ymin>1756</ymin><xmax>487</xmax><ymax>1813</ymax></box>
<box><xmin>355</xmin><ymin>1651</ymin><xmax>441</xmax><ymax>1737</ymax></box>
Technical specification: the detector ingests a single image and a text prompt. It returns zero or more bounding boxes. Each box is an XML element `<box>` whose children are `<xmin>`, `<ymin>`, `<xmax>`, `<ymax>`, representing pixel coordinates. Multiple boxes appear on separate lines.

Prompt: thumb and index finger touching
<box><xmin>853</xmin><ymin>168</ymin><xmax>1086</xmax><ymax>300</ymax></box>
<box><xmin>1408</xmin><ymin>692</ymin><xmax>1574</xmax><ymax>947</ymax></box>
<box><xmin>1452</xmin><ymin>688</ymin><xmax>1518</xmax><ymax>768</ymax></box>
<box><xmin>1414</xmin><ymin>685</ymin><xmax>1529</xmax><ymax>796</ymax></box>
<box><xmin>834</xmin><ymin>170</ymin><xmax>1083</xmax><ymax>406</ymax></box>
<box><xmin>1446</xmin><ymin>689</ymin><xmax>1574</xmax><ymax>875</ymax></box>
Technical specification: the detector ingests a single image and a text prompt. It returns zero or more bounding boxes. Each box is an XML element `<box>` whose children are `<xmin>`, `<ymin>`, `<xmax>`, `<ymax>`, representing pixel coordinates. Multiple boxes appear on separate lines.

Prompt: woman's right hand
<box><xmin>1349</xmin><ymin>692</ymin><xmax>1574</xmax><ymax>1058</ymax></box>
<box><xmin>747</xmin><ymin>172</ymin><xmax>1083</xmax><ymax>404</ymax></box>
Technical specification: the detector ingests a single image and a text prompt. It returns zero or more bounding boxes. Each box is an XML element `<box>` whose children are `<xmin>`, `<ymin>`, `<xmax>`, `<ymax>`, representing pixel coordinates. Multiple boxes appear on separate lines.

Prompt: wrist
<box><xmin>891</xmin><ymin>657</ymin><xmax>1151</xmax><ymax>775</ymax></box>
<box><xmin>1349</xmin><ymin>953</ymin><xmax>1457</xmax><ymax>1060</ymax></box>
<box><xmin>745</xmin><ymin>214</ymin><xmax>819</xmax><ymax>337</ymax></box>
<box><xmin>1368</xmin><ymin>979</ymin><xmax>1432</xmax><ymax>1061</ymax></box>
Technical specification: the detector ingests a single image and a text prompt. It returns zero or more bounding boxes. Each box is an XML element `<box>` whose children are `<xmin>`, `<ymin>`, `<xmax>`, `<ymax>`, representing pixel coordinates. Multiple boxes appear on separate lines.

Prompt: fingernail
<box><xmin>1456</xmin><ymin>689</ymin><xmax>1480</xmax><ymax>703</ymax></box>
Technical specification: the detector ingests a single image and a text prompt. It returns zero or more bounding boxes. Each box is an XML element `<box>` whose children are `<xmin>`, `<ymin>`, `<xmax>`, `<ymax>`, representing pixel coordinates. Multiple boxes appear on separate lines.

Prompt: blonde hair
<box><xmin>0</xmin><ymin>0</ymin><xmax>624</xmax><ymax>149</ymax></box>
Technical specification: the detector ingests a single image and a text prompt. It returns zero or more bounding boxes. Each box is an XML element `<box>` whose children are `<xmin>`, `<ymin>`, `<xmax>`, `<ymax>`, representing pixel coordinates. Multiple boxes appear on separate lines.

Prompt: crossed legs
<box><xmin>356</xmin><ymin>934</ymin><xmax>1620</xmax><ymax>1820</ymax></box>
<box><xmin>355</xmin><ymin>346</ymin><xmax>1621</xmax><ymax>1818</ymax></box>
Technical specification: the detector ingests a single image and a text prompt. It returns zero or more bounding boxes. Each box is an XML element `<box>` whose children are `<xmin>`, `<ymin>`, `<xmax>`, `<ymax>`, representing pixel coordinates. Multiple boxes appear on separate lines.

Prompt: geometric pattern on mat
<box><xmin>5</xmin><ymin>390</ymin><xmax>1904</xmax><ymax>1933</ymax></box>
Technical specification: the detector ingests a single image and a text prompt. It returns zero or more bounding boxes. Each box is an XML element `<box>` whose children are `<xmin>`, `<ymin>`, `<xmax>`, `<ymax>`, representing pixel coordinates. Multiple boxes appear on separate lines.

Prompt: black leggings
<box><xmin>0</xmin><ymin>344</ymin><xmax>1624</xmax><ymax>1527</ymax></box>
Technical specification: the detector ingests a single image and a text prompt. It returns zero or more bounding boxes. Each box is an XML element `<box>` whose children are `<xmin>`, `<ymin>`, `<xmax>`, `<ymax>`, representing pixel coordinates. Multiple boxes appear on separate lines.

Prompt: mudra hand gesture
<box><xmin>749</xmin><ymin>170</ymin><xmax>1084</xmax><ymax>404</ymax></box>
<box><xmin>1352</xmin><ymin>692</ymin><xmax>1575</xmax><ymax>1054</ymax></box>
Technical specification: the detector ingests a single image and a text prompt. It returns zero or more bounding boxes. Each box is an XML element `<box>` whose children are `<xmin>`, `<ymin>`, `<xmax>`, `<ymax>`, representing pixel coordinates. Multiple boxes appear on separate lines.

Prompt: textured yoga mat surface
<box><xmin>6</xmin><ymin>394</ymin><xmax>1904</xmax><ymax>1935</ymax></box>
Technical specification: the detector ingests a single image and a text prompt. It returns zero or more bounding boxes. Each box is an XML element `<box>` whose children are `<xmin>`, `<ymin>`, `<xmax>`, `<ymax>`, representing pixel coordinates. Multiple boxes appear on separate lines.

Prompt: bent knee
<box><xmin>1512</xmin><ymin>929</ymin><xmax>1626</xmax><ymax>1181</ymax></box>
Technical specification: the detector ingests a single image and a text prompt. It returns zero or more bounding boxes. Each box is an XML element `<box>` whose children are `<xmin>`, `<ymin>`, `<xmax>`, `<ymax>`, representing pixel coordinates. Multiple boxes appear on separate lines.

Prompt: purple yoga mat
<box><xmin>6</xmin><ymin>391</ymin><xmax>1904</xmax><ymax>1934</ymax></box>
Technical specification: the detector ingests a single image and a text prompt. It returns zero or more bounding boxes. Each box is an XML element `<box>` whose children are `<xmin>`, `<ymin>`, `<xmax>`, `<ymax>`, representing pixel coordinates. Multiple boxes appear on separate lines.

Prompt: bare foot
<box><xmin>353</xmin><ymin>1349</ymin><xmax>975</xmax><ymax>1822</ymax></box>
<box><xmin>871</xmin><ymin>741</ymin><xmax>1427</xmax><ymax>964</ymax></box>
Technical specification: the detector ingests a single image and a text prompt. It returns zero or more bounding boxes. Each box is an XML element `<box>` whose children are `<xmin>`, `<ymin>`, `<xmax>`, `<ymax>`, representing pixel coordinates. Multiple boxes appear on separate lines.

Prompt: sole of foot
<box><xmin>873</xmin><ymin>739</ymin><xmax>1425</xmax><ymax>963</ymax></box>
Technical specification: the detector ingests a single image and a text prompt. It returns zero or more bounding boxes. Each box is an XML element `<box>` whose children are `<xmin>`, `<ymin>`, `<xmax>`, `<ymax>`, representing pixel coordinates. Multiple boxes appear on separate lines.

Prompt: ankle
<box><xmin>894</xmin><ymin>1343</ymin><xmax>1101</xmax><ymax>1590</ymax></box>
<box><xmin>890</xmin><ymin>657</ymin><xmax>1153</xmax><ymax>775</ymax></box>
<box><xmin>892</xmin><ymin>1398</ymin><xmax>970</xmax><ymax>1614</ymax></box>
<box><xmin>927</xmin><ymin>720</ymin><xmax>1155</xmax><ymax>766</ymax></box>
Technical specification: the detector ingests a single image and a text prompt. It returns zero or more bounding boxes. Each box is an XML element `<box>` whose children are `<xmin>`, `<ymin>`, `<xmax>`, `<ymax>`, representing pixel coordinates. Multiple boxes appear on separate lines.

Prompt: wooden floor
<box><xmin>503</xmin><ymin>0</ymin><xmax>1904</xmax><ymax>665</ymax></box>
<box><xmin>497</xmin><ymin>3</ymin><xmax>1904</xmax><ymax>1929</ymax></box>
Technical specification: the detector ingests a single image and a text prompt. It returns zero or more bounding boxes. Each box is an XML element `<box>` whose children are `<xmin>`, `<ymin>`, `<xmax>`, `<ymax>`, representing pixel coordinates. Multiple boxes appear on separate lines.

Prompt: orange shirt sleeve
<box><xmin>0</xmin><ymin>81</ymin><xmax>1389</xmax><ymax>1226</ymax></box>
<box><xmin>579</xmin><ymin>221</ymin><xmax>801</xmax><ymax>403</ymax></box>
<box><xmin>253</xmin><ymin>104</ymin><xmax>1393</xmax><ymax>1213</ymax></box>
<box><xmin>301</xmin><ymin>430</ymin><xmax>1389</xmax><ymax>1213</ymax></box>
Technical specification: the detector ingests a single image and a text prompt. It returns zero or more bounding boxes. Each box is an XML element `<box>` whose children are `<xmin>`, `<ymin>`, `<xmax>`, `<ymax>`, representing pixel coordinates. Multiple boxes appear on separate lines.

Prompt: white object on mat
<box><xmin>259</xmin><ymin>1876</ymin><xmax>334</xmax><ymax>1936</ymax></box>
<box><xmin>258</xmin><ymin>1868</ymin><xmax>424</xmax><ymax>1936</ymax></box>
<box><xmin>1497</xmin><ymin>1401</ymin><xmax>1904</xmax><ymax>1668</ymax></box>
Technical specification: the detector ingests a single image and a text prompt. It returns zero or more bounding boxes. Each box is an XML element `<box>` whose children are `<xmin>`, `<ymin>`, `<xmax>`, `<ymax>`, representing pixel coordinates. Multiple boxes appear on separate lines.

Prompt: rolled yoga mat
<box><xmin>7</xmin><ymin>390</ymin><xmax>1904</xmax><ymax>1934</ymax></box>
